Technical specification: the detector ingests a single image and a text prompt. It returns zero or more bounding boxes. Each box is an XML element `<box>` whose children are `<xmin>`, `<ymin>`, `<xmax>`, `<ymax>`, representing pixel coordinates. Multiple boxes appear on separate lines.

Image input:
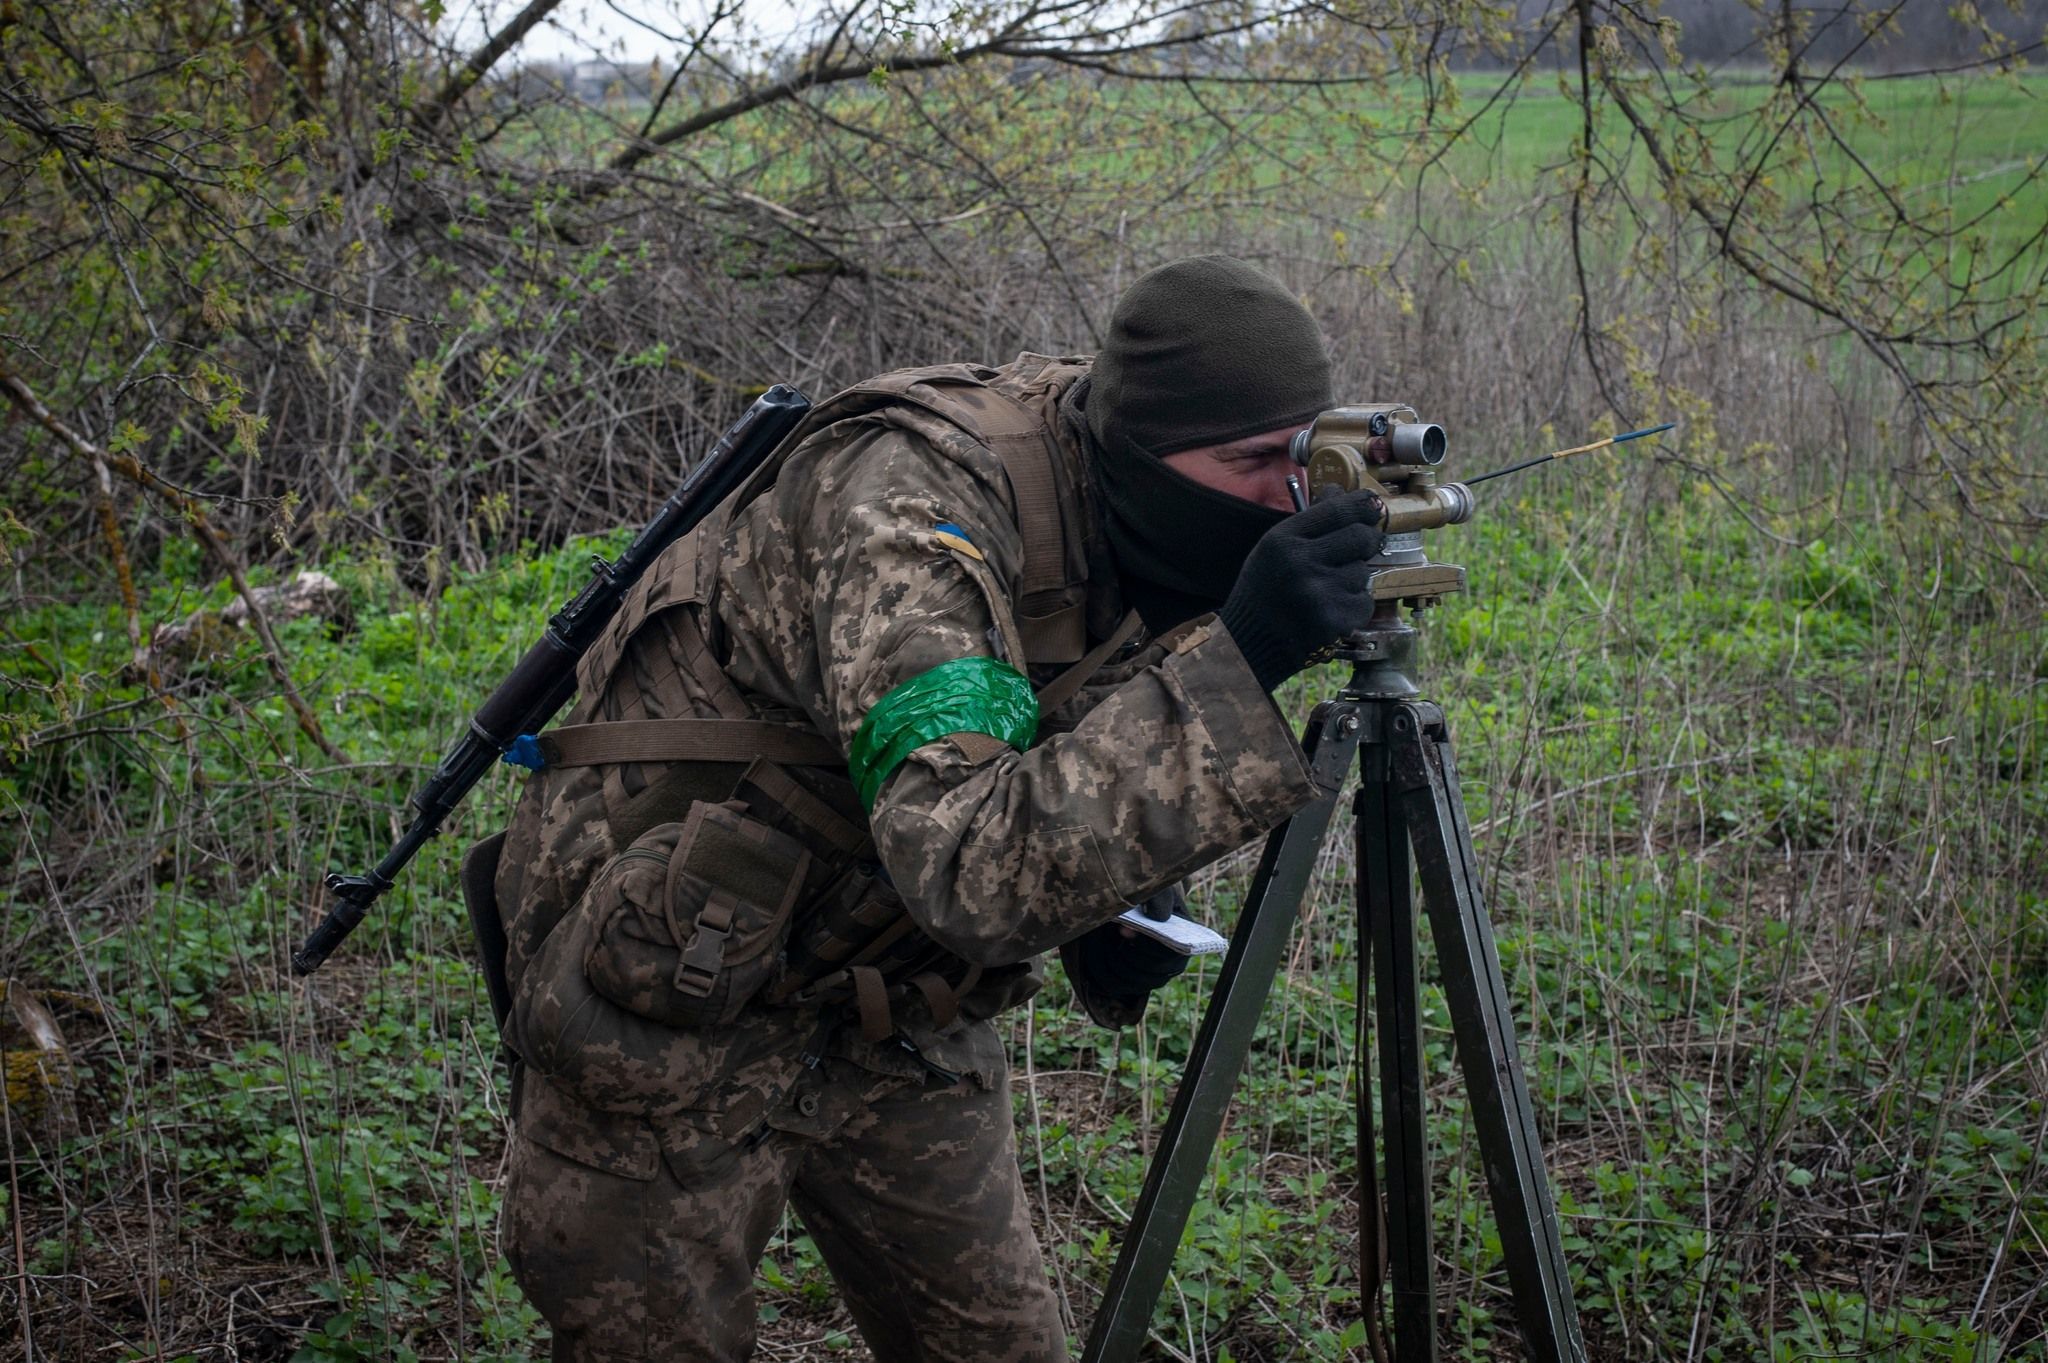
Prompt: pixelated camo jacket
<box><xmin>493</xmin><ymin>354</ymin><xmax>1322</xmax><ymax>1155</ymax></box>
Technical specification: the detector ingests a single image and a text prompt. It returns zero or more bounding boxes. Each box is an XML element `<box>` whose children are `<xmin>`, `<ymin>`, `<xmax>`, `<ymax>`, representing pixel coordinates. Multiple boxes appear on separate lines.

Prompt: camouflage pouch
<box><xmin>582</xmin><ymin>799</ymin><xmax>813</xmax><ymax>1027</ymax></box>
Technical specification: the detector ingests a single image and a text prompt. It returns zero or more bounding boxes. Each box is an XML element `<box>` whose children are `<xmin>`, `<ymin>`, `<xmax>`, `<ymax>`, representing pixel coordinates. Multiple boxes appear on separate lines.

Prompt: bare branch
<box><xmin>0</xmin><ymin>355</ymin><xmax>346</xmax><ymax>764</ymax></box>
<box><xmin>418</xmin><ymin>0</ymin><xmax>564</xmax><ymax>134</ymax></box>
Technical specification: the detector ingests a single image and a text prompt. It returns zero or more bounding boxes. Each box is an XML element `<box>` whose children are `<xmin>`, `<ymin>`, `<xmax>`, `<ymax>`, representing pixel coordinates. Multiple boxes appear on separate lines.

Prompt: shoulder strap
<box><xmin>970</xmin><ymin>358</ymin><xmax>1093</xmax><ymax>664</ymax></box>
<box><xmin>886</xmin><ymin>368</ymin><xmax>1088</xmax><ymax>664</ymax></box>
<box><xmin>574</xmin><ymin>526</ymin><xmax>704</xmax><ymax>706</ymax></box>
<box><xmin>1032</xmin><ymin>610</ymin><xmax>1142</xmax><ymax>713</ymax></box>
<box><xmin>736</xmin><ymin>360</ymin><xmax>1094</xmax><ymax>665</ymax></box>
<box><xmin>951</xmin><ymin>383</ymin><xmax>1064</xmax><ymax>603</ymax></box>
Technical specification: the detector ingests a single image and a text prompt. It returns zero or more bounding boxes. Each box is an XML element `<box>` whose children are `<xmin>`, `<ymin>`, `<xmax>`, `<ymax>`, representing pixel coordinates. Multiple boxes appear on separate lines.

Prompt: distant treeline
<box><xmin>1505</xmin><ymin>0</ymin><xmax>2048</xmax><ymax>71</ymax></box>
<box><xmin>514</xmin><ymin>0</ymin><xmax>2048</xmax><ymax>103</ymax></box>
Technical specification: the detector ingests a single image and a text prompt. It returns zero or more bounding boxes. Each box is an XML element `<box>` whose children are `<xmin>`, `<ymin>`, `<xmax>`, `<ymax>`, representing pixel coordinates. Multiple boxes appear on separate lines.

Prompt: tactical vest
<box><xmin>470</xmin><ymin>355</ymin><xmax>1139</xmax><ymax>1050</ymax></box>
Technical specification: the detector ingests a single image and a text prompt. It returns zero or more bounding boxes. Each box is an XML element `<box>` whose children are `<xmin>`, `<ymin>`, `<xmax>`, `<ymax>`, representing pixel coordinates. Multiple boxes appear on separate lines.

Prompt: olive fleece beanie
<box><xmin>1087</xmin><ymin>255</ymin><xmax>1333</xmax><ymax>456</ymax></box>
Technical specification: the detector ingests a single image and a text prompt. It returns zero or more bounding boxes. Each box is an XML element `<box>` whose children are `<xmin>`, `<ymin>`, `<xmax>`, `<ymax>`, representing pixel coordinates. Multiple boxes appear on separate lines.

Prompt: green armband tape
<box><xmin>849</xmin><ymin>657</ymin><xmax>1038</xmax><ymax>809</ymax></box>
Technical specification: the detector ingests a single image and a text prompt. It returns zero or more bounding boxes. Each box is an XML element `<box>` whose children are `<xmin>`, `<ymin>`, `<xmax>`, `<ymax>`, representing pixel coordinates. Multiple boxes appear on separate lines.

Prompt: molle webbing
<box><xmin>594</xmin><ymin>756</ymin><xmax>755</xmax><ymax>858</ymax></box>
<box><xmin>734</xmin><ymin>759</ymin><xmax>869</xmax><ymax>859</ymax></box>
<box><xmin>851</xmin><ymin>966</ymin><xmax>890</xmax><ymax>1041</ymax></box>
<box><xmin>574</xmin><ymin>531</ymin><xmax>704</xmax><ymax>707</ymax></box>
<box><xmin>837</xmin><ymin>960</ymin><xmax>983</xmax><ymax>1042</ymax></box>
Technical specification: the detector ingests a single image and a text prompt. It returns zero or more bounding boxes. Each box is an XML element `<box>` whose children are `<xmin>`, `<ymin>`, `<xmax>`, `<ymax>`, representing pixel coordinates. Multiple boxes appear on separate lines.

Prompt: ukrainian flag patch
<box><xmin>933</xmin><ymin>520</ymin><xmax>983</xmax><ymax>561</ymax></box>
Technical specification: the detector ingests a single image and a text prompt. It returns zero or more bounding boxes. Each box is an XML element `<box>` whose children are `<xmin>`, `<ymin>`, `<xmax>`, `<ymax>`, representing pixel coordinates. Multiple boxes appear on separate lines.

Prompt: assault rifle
<box><xmin>292</xmin><ymin>385</ymin><xmax>812</xmax><ymax>975</ymax></box>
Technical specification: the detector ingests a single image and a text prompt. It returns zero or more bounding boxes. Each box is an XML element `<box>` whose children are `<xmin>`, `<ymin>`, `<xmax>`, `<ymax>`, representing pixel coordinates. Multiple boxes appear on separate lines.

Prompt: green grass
<box><xmin>1429</xmin><ymin>69</ymin><xmax>2048</xmax><ymax>276</ymax></box>
<box><xmin>5</xmin><ymin>464</ymin><xmax>2041</xmax><ymax>1359</ymax></box>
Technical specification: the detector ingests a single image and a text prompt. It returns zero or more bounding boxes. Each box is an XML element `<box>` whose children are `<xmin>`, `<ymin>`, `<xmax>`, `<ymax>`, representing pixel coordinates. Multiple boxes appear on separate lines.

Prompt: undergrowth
<box><xmin>2</xmin><ymin>466</ymin><xmax>2043</xmax><ymax>1361</ymax></box>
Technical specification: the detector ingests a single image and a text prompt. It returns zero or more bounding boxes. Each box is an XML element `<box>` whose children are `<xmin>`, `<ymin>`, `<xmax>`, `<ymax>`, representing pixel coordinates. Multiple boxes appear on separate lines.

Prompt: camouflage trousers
<box><xmin>503</xmin><ymin>1061</ymin><xmax>1070</xmax><ymax>1363</ymax></box>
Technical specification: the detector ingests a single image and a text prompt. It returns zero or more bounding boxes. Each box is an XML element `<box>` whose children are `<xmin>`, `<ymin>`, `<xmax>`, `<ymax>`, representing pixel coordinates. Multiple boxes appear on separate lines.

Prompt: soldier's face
<box><xmin>1160</xmin><ymin>422</ymin><xmax>1309</xmax><ymax>514</ymax></box>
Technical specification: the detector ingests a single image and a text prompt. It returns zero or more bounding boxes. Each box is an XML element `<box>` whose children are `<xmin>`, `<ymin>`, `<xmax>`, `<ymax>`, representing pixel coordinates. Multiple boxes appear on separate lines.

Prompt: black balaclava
<box><xmin>1084</xmin><ymin>255</ymin><xmax>1333</xmax><ymax>633</ymax></box>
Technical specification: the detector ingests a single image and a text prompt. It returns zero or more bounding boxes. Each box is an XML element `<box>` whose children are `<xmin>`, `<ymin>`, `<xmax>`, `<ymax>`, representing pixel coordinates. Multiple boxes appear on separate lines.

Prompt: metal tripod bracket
<box><xmin>1080</xmin><ymin>637</ymin><xmax>1588</xmax><ymax>1363</ymax></box>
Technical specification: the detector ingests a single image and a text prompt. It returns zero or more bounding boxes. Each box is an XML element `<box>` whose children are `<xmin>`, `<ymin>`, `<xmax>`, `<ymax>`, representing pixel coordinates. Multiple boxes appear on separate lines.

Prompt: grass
<box><xmin>3</xmin><ymin>450</ymin><xmax>2041</xmax><ymax>1359</ymax></box>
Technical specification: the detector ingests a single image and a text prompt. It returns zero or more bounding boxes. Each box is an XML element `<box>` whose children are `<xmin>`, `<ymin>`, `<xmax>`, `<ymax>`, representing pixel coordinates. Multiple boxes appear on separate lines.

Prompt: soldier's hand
<box><xmin>1059</xmin><ymin>885</ymin><xmax>1191</xmax><ymax>1028</ymax></box>
<box><xmin>1217</xmin><ymin>490</ymin><xmax>1387</xmax><ymax>691</ymax></box>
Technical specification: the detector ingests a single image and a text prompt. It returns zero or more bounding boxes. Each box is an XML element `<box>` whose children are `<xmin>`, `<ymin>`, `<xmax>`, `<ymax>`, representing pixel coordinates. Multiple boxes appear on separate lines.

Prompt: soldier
<box><xmin>490</xmin><ymin>255</ymin><xmax>1390</xmax><ymax>1361</ymax></box>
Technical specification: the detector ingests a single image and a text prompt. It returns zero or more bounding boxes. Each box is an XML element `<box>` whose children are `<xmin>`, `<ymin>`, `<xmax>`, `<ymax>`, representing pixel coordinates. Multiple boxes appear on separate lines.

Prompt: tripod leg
<box><xmin>1358</xmin><ymin>739</ymin><xmax>1437</xmax><ymax>1362</ymax></box>
<box><xmin>1391</xmin><ymin>703</ymin><xmax>1588</xmax><ymax>1363</ymax></box>
<box><xmin>1081</xmin><ymin>700</ymin><xmax>1364</xmax><ymax>1363</ymax></box>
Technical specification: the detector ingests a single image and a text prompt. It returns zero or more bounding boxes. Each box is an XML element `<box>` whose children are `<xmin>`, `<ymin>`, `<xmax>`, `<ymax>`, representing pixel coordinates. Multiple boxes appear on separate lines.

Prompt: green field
<box><xmin>532</xmin><ymin>68</ymin><xmax>2048</xmax><ymax>264</ymax></box>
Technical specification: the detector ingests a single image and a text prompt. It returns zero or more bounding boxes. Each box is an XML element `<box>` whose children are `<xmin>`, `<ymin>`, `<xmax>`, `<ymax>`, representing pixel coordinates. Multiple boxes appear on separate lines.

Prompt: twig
<box><xmin>87</xmin><ymin>458</ymin><xmax>144</xmax><ymax>671</ymax></box>
<box><xmin>0</xmin><ymin>356</ymin><xmax>345</xmax><ymax>764</ymax></box>
<box><xmin>3</xmin><ymin>1060</ymin><xmax>32</xmax><ymax>1361</ymax></box>
<box><xmin>86</xmin><ymin>450</ymin><xmax>201</xmax><ymax>778</ymax></box>
<box><xmin>1470</xmin><ymin>750</ymin><xmax>1759</xmax><ymax>839</ymax></box>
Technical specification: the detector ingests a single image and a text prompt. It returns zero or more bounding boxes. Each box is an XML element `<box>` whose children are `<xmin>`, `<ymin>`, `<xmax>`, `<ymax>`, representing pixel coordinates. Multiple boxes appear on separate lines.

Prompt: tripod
<box><xmin>1080</xmin><ymin>592</ymin><xmax>1588</xmax><ymax>1363</ymax></box>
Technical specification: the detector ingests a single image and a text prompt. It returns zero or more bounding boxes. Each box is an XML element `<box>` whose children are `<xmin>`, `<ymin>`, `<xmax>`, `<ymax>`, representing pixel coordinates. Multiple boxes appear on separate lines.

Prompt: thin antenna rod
<box><xmin>1465</xmin><ymin>422</ymin><xmax>1675</xmax><ymax>486</ymax></box>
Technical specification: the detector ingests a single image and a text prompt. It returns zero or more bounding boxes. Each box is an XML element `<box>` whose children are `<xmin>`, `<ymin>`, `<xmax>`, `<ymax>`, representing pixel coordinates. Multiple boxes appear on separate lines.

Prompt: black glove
<box><xmin>1060</xmin><ymin>885</ymin><xmax>1191</xmax><ymax>1028</ymax></box>
<box><xmin>1217</xmin><ymin>490</ymin><xmax>1387</xmax><ymax>692</ymax></box>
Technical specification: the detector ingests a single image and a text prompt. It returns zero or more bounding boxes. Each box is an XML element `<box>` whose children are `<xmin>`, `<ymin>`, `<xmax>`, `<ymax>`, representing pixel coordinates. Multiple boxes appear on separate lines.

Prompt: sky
<box><xmin>443</xmin><ymin>0</ymin><xmax>809</xmax><ymax>64</ymax></box>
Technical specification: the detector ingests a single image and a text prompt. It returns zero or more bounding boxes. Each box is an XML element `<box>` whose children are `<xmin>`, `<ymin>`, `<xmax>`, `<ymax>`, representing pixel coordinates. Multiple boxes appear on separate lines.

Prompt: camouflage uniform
<box><xmin>496</xmin><ymin>355</ymin><xmax>1323</xmax><ymax>1361</ymax></box>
